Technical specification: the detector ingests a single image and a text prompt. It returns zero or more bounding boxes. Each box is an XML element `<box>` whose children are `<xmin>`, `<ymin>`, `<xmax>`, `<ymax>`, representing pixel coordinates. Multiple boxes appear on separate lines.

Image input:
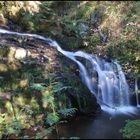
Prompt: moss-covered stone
<box><xmin>57</xmin><ymin>55</ymin><xmax>101</xmax><ymax>115</ymax></box>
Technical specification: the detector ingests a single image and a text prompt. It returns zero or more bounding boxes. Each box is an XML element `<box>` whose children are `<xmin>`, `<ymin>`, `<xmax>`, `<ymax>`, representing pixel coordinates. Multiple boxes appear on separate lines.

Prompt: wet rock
<box><xmin>90</xmin><ymin>11</ymin><xmax>101</xmax><ymax>29</ymax></box>
<box><xmin>69</xmin><ymin>90</ymin><xmax>101</xmax><ymax>115</ymax></box>
<box><xmin>0</xmin><ymin>14</ymin><xmax>7</xmax><ymax>26</ymax></box>
<box><xmin>59</xmin><ymin>55</ymin><xmax>101</xmax><ymax>116</ymax></box>
<box><xmin>77</xmin><ymin>22</ymin><xmax>89</xmax><ymax>37</ymax></box>
<box><xmin>15</xmin><ymin>48</ymin><xmax>31</xmax><ymax>60</ymax></box>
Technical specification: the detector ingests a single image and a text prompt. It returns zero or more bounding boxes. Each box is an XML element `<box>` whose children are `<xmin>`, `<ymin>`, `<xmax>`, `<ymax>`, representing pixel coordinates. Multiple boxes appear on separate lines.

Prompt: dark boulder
<box><xmin>58</xmin><ymin>54</ymin><xmax>101</xmax><ymax>116</ymax></box>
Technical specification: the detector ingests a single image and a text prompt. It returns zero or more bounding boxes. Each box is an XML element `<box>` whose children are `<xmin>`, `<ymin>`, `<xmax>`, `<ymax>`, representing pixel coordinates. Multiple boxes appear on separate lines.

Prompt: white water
<box><xmin>135</xmin><ymin>78</ymin><xmax>140</xmax><ymax>107</ymax></box>
<box><xmin>0</xmin><ymin>28</ymin><xmax>136</xmax><ymax>114</ymax></box>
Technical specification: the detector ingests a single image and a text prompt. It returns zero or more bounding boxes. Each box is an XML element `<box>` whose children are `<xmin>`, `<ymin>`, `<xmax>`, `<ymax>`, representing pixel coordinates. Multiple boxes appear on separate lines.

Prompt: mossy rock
<box><xmin>58</xmin><ymin>55</ymin><xmax>101</xmax><ymax>115</ymax></box>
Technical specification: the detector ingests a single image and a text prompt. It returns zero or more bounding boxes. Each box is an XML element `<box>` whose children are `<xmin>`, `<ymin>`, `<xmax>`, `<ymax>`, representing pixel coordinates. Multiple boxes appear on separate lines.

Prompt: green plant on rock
<box><xmin>35</xmin><ymin>127</ymin><xmax>54</xmax><ymax>139</ymax></box>
<box><xmin>6</xmin><ymin>119</ymin><xmax>23</xmax><ymax>137</ymax></box>
<box><xmin>60</xmin><ymin>136</ymin><xmax>80</xmax><ymax>139</ymax></box>
<box><xmin>120</xmin><ymin>119</ymin><xmax>140</xmax><ymax>139</ymax></box>
<box><xmin>58</xmin><ymin>108</ymin><xmax>77</xmax><ymax>118</ymax></box>
<box><xmin>0</xmin><ymin>113</ymin><xmax>23</xmax><ymax>138</ymax></box>
<box><xmin>46</xmin><ymin>113</ymin><xmax>59</xmax><ymax>126</ymax></box>
<box><xmin>0</xmin><ymin>113</ymin><xmax>7</xmax><ymax>138</ymax></box>
<box><xmin>30</xmin><ymin>75</ymin><xmax>77</xmax><ymax>138</ymax></box>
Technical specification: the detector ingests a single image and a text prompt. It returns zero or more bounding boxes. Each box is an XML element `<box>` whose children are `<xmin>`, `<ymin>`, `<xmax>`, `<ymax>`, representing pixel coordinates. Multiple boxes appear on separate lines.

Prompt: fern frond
<box><xmin>69</xmin><ymin>137</ymin><xmax>80</xmax><ymax>139</ymax></box>
<box><xmin>30</xmin><ymin>83</ymin><xmax>46</xmax><ymax>91</ymax></box>
<box><xmin>46</xmin><ymin>113</ymin><xmax>59</xmax><ymax>126</ymax></box>
<box><xmin>42</xmin><ymin>95</ymin><xmax>54</xmax><ymax>104</ymax></box>
<box><xmin>58</xmin><ymin>108</ymin><xmax>77</xmax><ymax>117</ymax></box>
<box><xmin>51</xmin><ymin>82</ymin><xmax>71</xmax><ymax>93</ymax></box>
<box><xmin>35</xmin><ymin>127</ymin><xmax>53</xmax><ymax>139</ymax></box>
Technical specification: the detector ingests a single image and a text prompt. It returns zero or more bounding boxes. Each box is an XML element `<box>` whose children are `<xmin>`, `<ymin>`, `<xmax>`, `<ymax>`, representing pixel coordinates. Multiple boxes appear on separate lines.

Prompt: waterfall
<box><xmin>135</xmin><ymin>78</ymin><xmax>140</xmax><ymax>107</ymax></box>
<box><xmin>0</xmin><ymin>28</ymin><xmax>132</xmax><ymax>112</ymax></box>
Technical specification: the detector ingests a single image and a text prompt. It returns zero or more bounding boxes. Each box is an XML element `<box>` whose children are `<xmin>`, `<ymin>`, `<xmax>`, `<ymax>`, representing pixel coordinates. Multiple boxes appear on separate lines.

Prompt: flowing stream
<box><xmin>0</xmin><ymin>28</ymin><xmax>137</xmax><ymax>113</ymax></box>
<box><xmin>135</xmin><ymin>77</ymin><xmax>140</xmax><ymax>107</ymax></box>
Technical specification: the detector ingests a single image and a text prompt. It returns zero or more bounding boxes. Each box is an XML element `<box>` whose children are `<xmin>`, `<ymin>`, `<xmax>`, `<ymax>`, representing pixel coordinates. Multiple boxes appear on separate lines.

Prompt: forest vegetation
<box><xmin>0</xmin><ymin>1</ymin><xmax>140</xmax><ymax>139</ymax></box>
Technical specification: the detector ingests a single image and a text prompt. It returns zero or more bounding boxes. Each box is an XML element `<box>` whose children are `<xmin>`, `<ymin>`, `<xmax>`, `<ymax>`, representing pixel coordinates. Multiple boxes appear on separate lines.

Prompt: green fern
<box><xmin>35</xmin><ymin>127</ymin><xmax>54</xmax><ymax>139</ymax></box>
<box><xmin>30</xmin><ymin>84</ymin><xmax>46</xmax><ymax>91</ymax></box>
<box><xmin>6</xmin><ymin>119</ymin><xmax>23</xmax><ymax>136</ymax></box>
<box><xmin>58</xmin><ymin>108</ymin><xmax>77</xmax><ymax>117</ymax></box>
<box><xmin>60</xmin><ymin>137</ymin><xmax>80</xmax><ymax>139</ymax></box>
<box><xmin>51</xmin><ymin>82</ymin><xmax>71</xmax><ymax>93</ymax></box>
<box><xmin>42</xmin><ymin>95</ymin><xmax>54</xmax><ymax>104</ymax></box>
<box><xmin>46</xmin><ymin>113</ymin><xmax>60</xmax><ymax>126</ymax></box>
<box><xmin>69</xmin><ymin>137</ymin><xmax>80</xmax><ymax>139</ymax></box>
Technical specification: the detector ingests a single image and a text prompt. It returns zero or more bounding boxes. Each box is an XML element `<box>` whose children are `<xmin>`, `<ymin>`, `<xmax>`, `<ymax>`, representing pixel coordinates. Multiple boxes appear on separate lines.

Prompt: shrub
<box><xmin>120</xmin><ymin>119</ymin><xmax>140</xmax><ymax>139</ymax></box>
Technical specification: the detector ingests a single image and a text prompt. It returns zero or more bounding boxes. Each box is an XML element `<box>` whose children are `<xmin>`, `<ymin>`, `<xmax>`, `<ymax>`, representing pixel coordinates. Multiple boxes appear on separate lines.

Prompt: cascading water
<box><xmin>135</xmin><ymin>77</ymin><xmax>140</xmax><ymax>107</ymax></box>
<box><xmin>0</xmin><ymin>28</ymin><xmax>135</xmax><ymax>113</ymax></box>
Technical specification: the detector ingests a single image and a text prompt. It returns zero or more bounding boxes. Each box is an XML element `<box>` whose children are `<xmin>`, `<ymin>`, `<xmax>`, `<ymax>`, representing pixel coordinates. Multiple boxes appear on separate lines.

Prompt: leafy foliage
<box><xmin>61</xmin><ymin>137</ymin><xmax>80</xmax><ymax>139</ymax></box>
<box><xmin>30</xmin><ymin>83</ymin><xmax>46</xmax><ymax>91</ymax></box>
<box><xmin>6</xmin><ymin>119</ymin><xmax>23</xmax><ymax>136</ymax></box>
<box><xmin>51</xmin><ymin>82</ymin><xmax>71</xmax><ymax>93</ymax></box>
<box><xmin>35</xmin><ymin>127</ymin><xmax>54</xmax><ymax>139</ymax></box>
<box><xmin>46</xmin><ymin>113</ymin><xmax>59</xmax><ymax>126</ymax></box>
<box><xmin>120</xmin><ymin>119</ymin><xmax>140</xmax><ymax>139</ymax></box>
<box><xmin>69</xmin><ymin>137</ymin><xmax>80</xmax><ymax>139</ymax></box>
<box><xmin>58</xmin><ymin>108</ymin><xmax>77</xmax><ymax>118</ymax></box>
<box><xmin>0</xmin><ymin>47</ymin><xmax>78</xmax><ymax>138</ymax></box>
<box><xmin>0</xmin><ymin>114</ymin><xmax>22</xmax><ymax>138</ymax></box>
